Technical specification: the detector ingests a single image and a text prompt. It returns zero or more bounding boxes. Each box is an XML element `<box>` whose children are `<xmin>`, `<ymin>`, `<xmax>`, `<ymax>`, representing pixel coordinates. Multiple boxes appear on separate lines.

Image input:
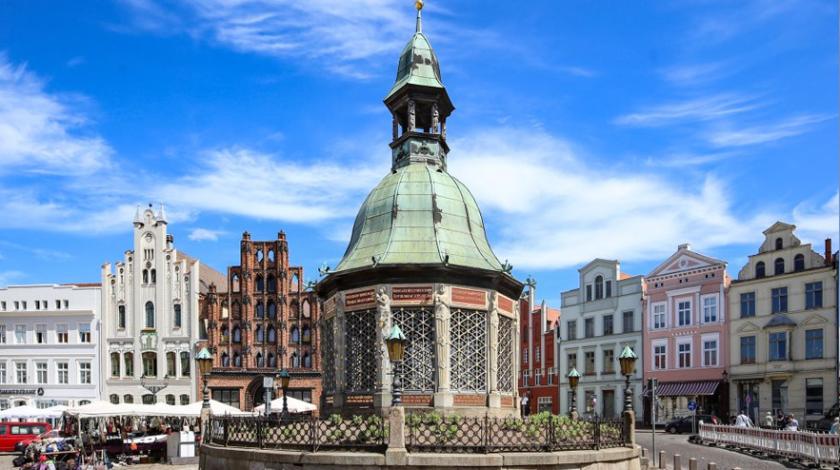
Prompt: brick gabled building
<box><xmin>199</xmin><ymin>231</ymin><xmax>321</xmax><ymax>411</ymax></box>
<box><xmin>518</xmin><ymin>286</ymin><xmax>561</xmax><ymax>414</ymax></box>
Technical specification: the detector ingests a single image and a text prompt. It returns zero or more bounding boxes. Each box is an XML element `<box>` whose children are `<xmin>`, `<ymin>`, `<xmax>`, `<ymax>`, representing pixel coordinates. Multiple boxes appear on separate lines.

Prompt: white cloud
<box><xmin>660</xmin><ymin>62</ymin><xmax>729</xmax><ymax>86</ymax></box>
<box><xmin>188</xmin><ymin>228</ymin><xmax>225</xmax><ymax>241</ymax></box>
<box><xmin>0</xmin><ymin>54</ymin><xmax>112</xmax><ymax>174</ymax></box>
<box><xmin>614</xmin><ymin>94</ymin><xmax>758</xmax><ymax>127</ymax></box>
<box><xmin>792</xmin><ymin>192</ymin><xmax>840</xmax><ymax>244</ymax></box>
<box><xmin>705</xmin><ymin>114</ymin><xmax>833</xmax><ymax>147</ymax></box>
<box><xmin>0</xmin><ymin>270</ymin><xmax>25</xmax><ymax>287</ymax></box>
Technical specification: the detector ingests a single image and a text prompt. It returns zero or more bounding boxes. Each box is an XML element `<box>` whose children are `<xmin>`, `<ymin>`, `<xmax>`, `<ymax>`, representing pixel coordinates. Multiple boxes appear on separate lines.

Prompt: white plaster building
<box><xmin>0</xmin><ymin>284</ymin><xmax>101</xmax><ymax>409</ymax></box>
<box><xmin>558</xmin><ymin>259</ymin><xmax>644</xmax><ymax>419</ymax></box>
<box><xmin>101</xmin><ymin>205</ymin><xmax>204</xmax><ymax>406</ymax></box>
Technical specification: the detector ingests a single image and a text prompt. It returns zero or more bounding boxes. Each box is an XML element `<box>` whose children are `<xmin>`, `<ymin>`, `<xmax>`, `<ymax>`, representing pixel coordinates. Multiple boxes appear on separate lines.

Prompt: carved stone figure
<box><xmin>376</xmin><ymin>288</ymin><xmax>392</xmax><ymax>370</ymax></box>
<box><xmin>431</xmin><ymin>103</ymin><xmax>439</xmax><ymax>133</ymax></box>
<box><xmin>489</xmin><ymin>295</ymin><xmax>500</xmax><ymax>392</ymax></box>
<box><xmin>407</xmin><ymin>100</ymin><xmax>416</xmax><ymax>131</ymax></box>
<box><xmin>433</xmin><ymin>285</ymin><xmax>450</xmax><ymax>390</ymax></box>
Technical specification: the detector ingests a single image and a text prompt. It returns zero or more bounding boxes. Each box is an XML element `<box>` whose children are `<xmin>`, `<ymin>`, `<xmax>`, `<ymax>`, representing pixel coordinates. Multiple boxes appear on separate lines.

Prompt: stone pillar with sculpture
<box><xmin>374</xmin><ymin>287</ymin><xmax>393</xmax><ymax>408</ymax></box>
<box><xmin>432</xmin><ymin>285</ymin><xmax>452</xmax><ymax>407</ymax></box>
<box><xmin>488</xmin><ymin>293</ymin><xmax>501</xmax><ymax>408</ymax></box>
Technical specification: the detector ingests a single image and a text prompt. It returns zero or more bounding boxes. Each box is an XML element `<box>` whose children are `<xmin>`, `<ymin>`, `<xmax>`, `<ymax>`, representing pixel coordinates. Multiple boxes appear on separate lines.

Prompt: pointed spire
<box><xmin>415</xmin><ymin>0</ymin><xmax>423</xmax><ymax>33</ymax></box>
<box><xmin>158</xmin><ymin>202</ymin><xmax>168</xmax><ymax>223</ymax></box>
<box><xmin>133</xmin><ymin>204</ymin><xmax>143</xmax><ymax>226</ymax></box>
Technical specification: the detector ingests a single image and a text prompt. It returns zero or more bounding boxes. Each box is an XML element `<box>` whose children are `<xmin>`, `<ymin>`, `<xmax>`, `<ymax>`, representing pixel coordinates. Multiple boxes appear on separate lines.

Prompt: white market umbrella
<box><xmin>0</xmin><ymin>405</ymin><xmax>62</xmax><ymax>419</ymax></box>
<box><xmin>253</xmin><ymin>396</ymin><xmax>317</xmax><ymax>414</ymax></box>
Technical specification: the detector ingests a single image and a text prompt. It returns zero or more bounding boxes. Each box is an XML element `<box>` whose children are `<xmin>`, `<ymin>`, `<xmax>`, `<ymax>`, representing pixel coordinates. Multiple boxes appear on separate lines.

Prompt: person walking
<box><xmin>785</xmin><ymin>414</ymin><xmax>799</xmax><ymax>431</ymax></box>
<box><xmin>521</xmin><ymin>393</ymin><xmax>530</xmax><ymax>417</ymax></box>
<box><xmin>829</xmin><ymin>417</ymin><xmax>839</xmax><ymax>434</ymax></box>
<box><xmin>763</xmin><ymin>411</ymin><xmax>775</xmax><ymax>428</ymax></box>
<box><xmin>735</xmin><ymin>410</ymin><xmax>753</xmax><ymax>428</ymax></box>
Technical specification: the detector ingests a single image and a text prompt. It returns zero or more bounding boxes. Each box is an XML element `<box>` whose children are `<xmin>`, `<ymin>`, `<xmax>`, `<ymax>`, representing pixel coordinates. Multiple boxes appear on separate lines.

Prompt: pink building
<box><xmin>643</xmin><ymin>244</ymin><xmax>730</xmax><ymax>425</ymax></box>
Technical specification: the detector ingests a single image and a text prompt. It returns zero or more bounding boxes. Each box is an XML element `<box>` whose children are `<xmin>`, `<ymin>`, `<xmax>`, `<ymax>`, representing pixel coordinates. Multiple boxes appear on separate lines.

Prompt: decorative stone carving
<box><xmin>431</xmin><ymin>103</ymin><xmax>439</xmax><ymax>133</ymax></box>
<box><xmin>489</xmin><ymin>295</ymin><xmax>500</xmax><ymax>392</ymax></box>
<box><xmin>375</xmin><ymin>287</ymin><xmax>393</xmax><ymax>391</ymax></box>
<box><xmin>433</xmin><ymin>285</ymin><xmax>450</xmax><ymax>391</ymax></box>
<box><xmin>407</xmin><ymin>100</ymin><xmax>416</xmax><ymax>131</ymax></box>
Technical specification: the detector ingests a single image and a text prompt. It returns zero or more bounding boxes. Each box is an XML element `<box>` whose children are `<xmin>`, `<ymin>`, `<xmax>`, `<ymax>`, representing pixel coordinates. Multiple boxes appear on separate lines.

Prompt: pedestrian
<box><xmin>829</xmin><ymin>417</ymin><xmax>839</xmax><ymax>434</ymax></box>
<box><xmin>785</xmin><ymin>414</ymin><xmax>799</xmax><ymax>431</ymax></box>
<box><xmin>735</xmin><ymin>410</ymin><xmax>753</xmax><ymax>428</ymax></box>
<box><xmin>763</xmin><ymin>411</ymin><xmax>774</xmax><ymax>428</ymax></box>
<box><xmin>776</xmin><ymin>410</ymin><xmax>785</xmax><ymax>429</ymax></box>
<box><xmin>521</xmin><ymin>393</ymin><xmax>530</xmax><ymax>417</ymax></box>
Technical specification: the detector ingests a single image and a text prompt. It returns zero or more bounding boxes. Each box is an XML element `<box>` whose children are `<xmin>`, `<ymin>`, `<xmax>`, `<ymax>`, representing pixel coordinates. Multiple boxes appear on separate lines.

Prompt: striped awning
<box><xmin>645</xmin><ymin>380</ymin><xmax>720</xmax><ymax>397</ymax></box>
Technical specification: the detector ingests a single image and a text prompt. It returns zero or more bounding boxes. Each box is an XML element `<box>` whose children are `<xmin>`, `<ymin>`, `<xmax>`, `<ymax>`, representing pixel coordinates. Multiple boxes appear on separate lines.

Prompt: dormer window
<box><xmin>775</xmin><ymin>237</ymin><xmax>783</xmax><ymax>250</ymax></box>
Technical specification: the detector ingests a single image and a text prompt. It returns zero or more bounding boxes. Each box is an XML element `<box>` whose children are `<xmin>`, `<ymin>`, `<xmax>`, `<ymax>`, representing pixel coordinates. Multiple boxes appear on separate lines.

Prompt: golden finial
<box><xmin>416</xmin><ymin>0</ymin><xmax>424</xmax><ymax>10</ymax></box>
<box><xmin>415</xmin><ymin>0</ymin><xmax>423</xmax><ymax>33</ymax></box>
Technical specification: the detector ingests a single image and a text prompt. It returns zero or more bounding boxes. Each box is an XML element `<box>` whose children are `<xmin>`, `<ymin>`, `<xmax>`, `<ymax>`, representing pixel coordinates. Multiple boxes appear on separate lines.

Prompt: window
<box><xmin>166</xmin><ymin>352</ymin><xmax>176</xmax><ymax>377</ymax></box>
<box><xmin>703</xmin><ymin>339</ymin><xmax>718</xmax><ymax>367</ymax></box>
<box><xmin>769</xmin><ymin>332</ymin><xmax>787</xmax><ymax>361</ymax></box>
<box><xmin>255</xmin><ymin>302</ymin><xmax>264</xmax><ymax>319</ymax></box>
<box><xmin>35</xmin><ymin>324</ymin><xmax>46</xmax><ymax>344</ymax></box>
<box><xmin>771</xmin><ymin>287</ymin><xmax>788</xmax><ymax>313</ymax></box>
<box><xmin>142</xmin><ymin>394</ymin><xmax>156</xmax><ymax>405</ymax></box>
<box><xmin>567</xmin><ymin>320</ymin><xmax>577</xmax><ymax>340</ymax></box>
<box><xmin>221</xmin><ymin>352</ymin><xmax>230</xmax><ymax>367</ymax></box>
<box><xmin>291</xmin><ymin>352</ymin><xmax>300</xmax><ymax>368</ymax></box>
<box><xmin>677</xmin><ymin>301</ymin><xmax>691</xmax><ymax>326</ymax></box>
<box><xmin>584</xmin><ymin>318</ymin><xmax>594</xmax><ymax>338</ymax></box>
<box><xmin>756</xmin><ymin>261</ymin><xmax>765</xmax><ymax>278</ymax></box>
<box><xmin>110</xmin><ymin>394</ymin><xmax>119</xmax><ymax>404</ymax></box>
<box><xmin>267</xmin><ymin>274</ymin><xmax>277</xmax><ymax>292</ymax></box>
<box><xmin>79</xmin><ymin>362</ymin><xmax>91</xmax><ymax>384</ymax></box>
<box><xmin>255</xmin><ymin>275</ymin><xmax>264</xmax><ymax>292</ymax></box>
<box><xmin>805</xmin><ymin>329</ymin><xmax>823</xmax><ymax>359</ymax></box>
<box><xmin>57</xmin><ymin>362</ymin><xmax>68</xmax><ymax>384</ymax></box>
<box><xmin>268</xmin><ymin>353</ymin><xmax>276</xmax><ymax>368</ymax></box>
<box><xmin>145</xmin><ymin>302</ymin><xmax>155</xmax><ymax>328</ymax></box>
<box><xmin>15</xmin><ymin>325</ymin><xmax>25</xmax><ymax>344</ymax></box>
<box><xmin>584</xmin><ymin>351</ymin><xmax>595</xmax><ymax>375</ymax></box>
<box><xmin>535</xmin><ymin>348</ymin><xmax>541</xmax><ymax>362</ymax></box>
<box><xmin>0</xmin><ymin>363</ymin><xmax>5</xmax><ymax>383</ymax></box>
<box><xmin>740</xmin><ymin>293</ymin><xmax>755</xmax><ymax>318</ymax></box>
<box><xmin>165</xmin><ymin>394</ymin><xmax>176</xmax><ymax>405</ymax></box>
<box><xmin>603</xmin><ymin>349</ymin><xmax>614</xmax><ymax>373</ymax></box>
<box><xmin>233</xmin><ymin>353</ymin><xmax>242</xmax><ymax>367</ymax></box>
<box><xmin>302</xmin><ymin>325</ymin><xmax>311</xmax><ymax>343</ymax></box>
<box><xmin>267</xmin><ymin>326</ymin><xmax>276</xmax><ymax>343</ymax></box>
<box><xmin>603</xmin><ymin>315</ymin><xmax>614</xmax><ymax>335</ymax></box>
<box><xmin>78</xmin><ymin>323</ymin><xmax>91</xmax><ymax>343</ymax></box>
<box><xmin>256</xmin><ymin>353</ymin><xmax>264</xmax><ymax>367</ymax></box>
<box><xmin>117</xmin><ymin>304</ymin><xmax>127</xmax><ymax>329</ymax></box>
<box><xmin>180</xmin><ymin>352</ymin><xmax>190</xmax><ymax>377</ymax></box>
<box><xmin>653</xmin><ymin>344</ymin><xmax>666</xmax><ymax>370</ymax></box>
<box><xmin>805</xmin><ymin>282</ymin><xmax>823</xmax><ymax>309</ymax></box>
<box><xmin>0</xmin><ymin>325</ymin><xmax>5</xmax><ymax>344</ymax></box>
<box><xmin>623</xmin><ymin>311</ymin><xmax>634</xmax><ymax>333</ymax></box>
<box><xmin>123</xmin><ymin>395</ymin><xmax>134</xmax><ymax>404</ymax></box>
<box><xmin>547</xmin><ymin>369</ymin><xmax>555</xmax><ymax>385</ymax></box>
<box><xmin>212</xmin><ymin>389</ymin><xmax>240</xmax><ymax>409</ymax></box>
<box><xmin>567</xmin><ymin>353</ymin><xmax>577</xmax><ymax>374</ymax></box>
<box><xmin>303</xmin><ymin>352</ymin><xmax>312</xmax><ymax>368</ymax></box>
<box><xmin>142</xmin><ymin>352</ymin><xmax>157</xmax><ymax>377</ymax></box>
<box><xmin>595</xmin><ymin>276</ymin><xmax>604</xmax><ymax>300</ymax></box>
<box><xmin>54</xmin><ymin>324</ymin><xmax>68</xmax><ymax>344</ymax></box>
<box><xmin>268</xmin><ymin>302</ymin><xmax>276</xmax><ymax>319</ymax></box>
<box><xmin>605</xmin><ymin>280</ymin><xmax>612</xmax><ymax>298</ymax></box>
<box><xmin>55</xmin><ymin>300</ymin><xmax>60</xmax><ymax>310</ymax></box>
<box><xmin>740</xmin><ymin>336</ymin><xmax>756</xmax><ymax>364</ymax></box>
<box><xmin>111</xmin><ymin>353</ymin><xmax>120</xmax><ymax>377</ymax></box>
<box><xmin>36</xmin><ymin>362</ymin><xmax>47</xmax><ymax>384</ymax></box>
<box><xmin>291</xmin><ymin>326</ymin><xmax>300</xmax><ymax>343</ymax></box>
<box><xmin>586</xmin><ymin>285</ymin><xmax>592</xmax><ymax>302</ymax></box>
<box><xmin>180</xmin><ymin>395</ymin><xmax>189</xmax><ymax>405</ymax></box>
<box><xmin>150</xmin><ymin>269</ymin><xmax>156</xmax><ymax>284</ymax></box>
<box><xmin>15</xmin><ymin>362</ymin><xmax>27</xmax><ymax>383</ymax></box>
<box><xmin>231</xmin><ymin>274</ymin><xmax>240</xmax><ymax>292</ymax></box>
<box><xmin>806</xmin><ymin>379</ymin><xmax>824</xmax><ymax>415</ymax></box>
<box><xmin>124</xmin><ymin>352</ymin><xmax>134</xmax><ymax>377</ymax></box>
<box><xmin>794</xmin><ymin>254</ymin><xmax>805</xmax><ymax>272</ymax></box>
<box><xmin>173</xmin><ymin>304</ymin><xmax>182</xmax><ymax>328</ymax></box>
<box><xmin>232</xmin><ymin>326</ymin><xmax>242</xmax><ymax>343</ymax></box>
<box><xmin>653</xmin><ymin>304</ymin><xmax>666</xmax><ymax>329</ymax></box>
<box><xmin>774</xmin><ymin>257</ymin><xmax>785</xmax><ymax>275</ymax></box>
<box><xmin>772</xmin><ymin>380</ymin><xmax>787</xmax><ymax>412</ymax></box>
<box><xmin>775</xmin><ymin>237</ymin><xmax>783</xmax><ymax>250</ymax></box>
<box><xmin>702</xmin><ymin>297</ymin><xmax>717</xmax><ymax>323</ymax></box>
<box><xmin>143</xmin><ymin>269</ymin><xmax>149</xmax><ymax>284</ymax></box>
<box><xmin>678</xmin><ymin>342</ymin><xmax>691</xmax><ymax>368</ymax></box>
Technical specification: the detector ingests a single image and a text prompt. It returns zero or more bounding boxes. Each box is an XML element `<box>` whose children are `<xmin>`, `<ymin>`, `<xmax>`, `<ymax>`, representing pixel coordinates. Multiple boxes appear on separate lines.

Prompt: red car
<box><xmin>0</xmin><ymin>422</ymin><xmax>51</xmax><ymax>452</ymax></box>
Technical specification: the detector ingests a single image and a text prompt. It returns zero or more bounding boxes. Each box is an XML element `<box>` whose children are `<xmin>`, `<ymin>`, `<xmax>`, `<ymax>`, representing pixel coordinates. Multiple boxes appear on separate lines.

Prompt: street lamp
<box><xmin>195</xmin><ymin>348</ymin><xmax>213</xmax><ymax>410</ymax></box>
<box><xmin>618</xmin><ymin>345</ymin><xmax>638</xmax><ymax>413</ymax></box>
<box><xmin>385</xmin><ymin>324</ymin><xmax>407</xmax><ymax>407</ymax></box>
<box><xmin>567</xmin><ymin>367</ymin><xmax>581</xmax><ymax>417</ymax></box>
<box><xmin>277</xmin><ymin>369</ymin><xmax>290</xmax><ymax>419</ymax></box>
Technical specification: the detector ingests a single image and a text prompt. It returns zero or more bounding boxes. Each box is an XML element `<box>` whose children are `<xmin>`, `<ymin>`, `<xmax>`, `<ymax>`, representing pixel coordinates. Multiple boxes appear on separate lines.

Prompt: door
<box><xmin>603</xmin><ymin>390</ymin><xmax>616</xmax><ymax>418</ymax></box>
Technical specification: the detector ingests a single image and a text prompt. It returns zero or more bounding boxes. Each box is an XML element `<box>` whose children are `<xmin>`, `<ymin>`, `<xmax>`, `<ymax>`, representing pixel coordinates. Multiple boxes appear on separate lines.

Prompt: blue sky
<box><xmin>0</xmin><ymin>0</ymin><xmax>837</xmax><ymax>305</ymax></box>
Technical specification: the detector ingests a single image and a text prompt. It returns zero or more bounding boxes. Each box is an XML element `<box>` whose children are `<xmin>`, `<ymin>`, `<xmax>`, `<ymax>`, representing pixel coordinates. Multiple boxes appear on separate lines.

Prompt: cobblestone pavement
<box><xmin>0</xmin><ymin>453</ymin><xmax>198</xmax><ymax>470</ymax></box>
<box><xmin>636</xmin><ymin>430</ymin><xmax>787</xmax><ymax>470</ymax></box>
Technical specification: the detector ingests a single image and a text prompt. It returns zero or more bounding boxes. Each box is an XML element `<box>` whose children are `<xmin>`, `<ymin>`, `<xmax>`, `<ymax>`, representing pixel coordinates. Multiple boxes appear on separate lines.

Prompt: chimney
<box><xmin>825</xmin><ymin>238</ymin><xmax>832</xmax><ymax>266</ymax></box>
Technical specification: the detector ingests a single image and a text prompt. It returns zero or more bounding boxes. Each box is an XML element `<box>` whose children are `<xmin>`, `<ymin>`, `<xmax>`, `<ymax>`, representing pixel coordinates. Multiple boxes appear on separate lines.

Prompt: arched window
<box><xmin>165</xmin><ymin>394</ymin><xmax>176</xmax><ymax>405</ymax></box>
<box><xmin>142</xmin><ymin>352</ymin><xmax>157</xmax><ymax>377</ymax></box>
<box><xmin>233</xmin><ymin>352</ymin><xmax>242</xmax><ymax>367</ymax></box>
<box><xmin>255</xmin><ymin>302</ymin><xmax>264</xmax><ymax>319</ymax></box>
<box><xmin>221</xmin><ymin>300</ymin><xmax>229</xmax><ymax>319</ymax></box>
<box><xmin>142</xmin><ymin>394</ymin><xmax>155</xmax><ymax>405</ymax></box>
<box><xmin>232</xmin><ymin>326</ymin><xmax>242</xmax><ymax>343</ymax></box>
<box><xmin>143</xmin><ymin>269</ymin><xmax>149</xmax><ymax>284</ymax></box>
<box><xmin>268</xmin><ymin>249</ymin><xmax>275</xmax><ymax>263</ymax></box>
<box><xmin>232</xmin><ymin>274</ymin><xmax>240</xmax><ymax>292</ymax></box>
<box><xmin>145</xmin><ymin>301</ymin><xmax>155</xmax><ymax>328</ymax></box>
<box><xmin>124</xmin><ymin>352</ymin><xmax>134</xmax><ymax>377</ymax></box>
<box><xmin>291</xmin><ymin>352</ymin><xmax>300</xmax><ymax>368</ymax></box>
<box><xmin>256</xmin><ymin>249</ymin><xmax>264</xmax><ymax>263</ymax></box>
<box><xmin>180</xmin><ymin>351</ymin><xmax>190</xmax><ymax>377</ymax></box>
<box><xmin>166</xmin><ymin>352</ymin><xmax>176</xmax><ymax>377</ymax></box>
<box><xmin>291</xmin><ymin>273</ymin><xmax>299</xmax><ymax>291</ymax></box>
<box><xmin>255</xmin><ymin>275</ymin><xmax>264</xmax><ymax>292</ymax></box>
<box><xmin>595</xmin><ymin>275</ymin><xmax>604</xmax><ymax>300</ymax></box>
<box><xmin>232</xmin><ymin>301</ymin><xmax>241</xmax><ymax>318</ymax></box>
<box><xmin>267</xmin><ymin>326</ymin><xmax>277</xmax><ymax>343</ymax></box>
<box><xmin>302</xmin><ymin>352</ymin><xmax>312</xmax><ymax>368</ymax></box>
<box><xmin>775</xmin><ymin>237</ymin><xmax>783</xmax><ymax>250</ymax></box>
<box><xmin>221</xmin><ymin>325</ymin><xmax>230</xmax><ymax>343</ymax></box>
<box><xmin>118</xmin><ymin>305</ymin><xmax>126</xmax><ymax>329</ymax></box>
<box><xmin>302</xmin><ymin>325</ymin><xmax>311</xmax><ymax>344</ymax></box>
<box><xmin>774</xmin><ymin>257</ymin><xmax>785</xmax><ymax>275</ymax></box>
<box><xmin>180</xmin><ymin>394</ymin><xmax>189</xmax><ymax>405</ymax></box>
<box><xmin>268</xmin><ymin>301</ymin><xmax>276</xmax><ymax>319</ymax></box>
<box><xmin>123</xmin><ymin>394</ymin><xmax>134</xmax><ymax>404</ymax></box>
<box><xmin>291</xmin><ymin>326</ymin><xmax>300</xmax><ymax>344</ymax></box>
<box><xmin>221</xmin><ymin>352</ymin><xmax>230</xmax><ymax>367</ymax></box>
<box><xmin>255</xmin><ymin>326</ymin><xmax>264</xmax><ymax>343</ymax></box>
<box><xmin>268</xmin><ymin>353</ymin><xmax>276</xmax><ymax>368</ymax></box>
<box><xmin>302</xmin><ymin>300</ymin><xmax>311</xmax><ymax>318</ymax></box>
<box><xmin>111</xmin><ymin>352</ymin><xmax>120</xmax><ymax>377</ymax></box>
<box><xmin>267</xmin><ymin>274</ymin><xmax>277</xmax><ymax>293</ymax></box>
<box><xmin>794</xmin><ymin>254</ymin><xmax>805</xmax><ymax>272</ymax></box>
<box><xmin>110</xmin><ymin>394</ymin><xmax>119</xmax><ymax>404</ymax></box>
<box><xmin>256</xmin><ymin>353</ymin><xmax>264</xmax><ymax>367</ymax></box>
<box><xmin>173</xmin><ymin>303</ymin><xmax>182</xmax><ymax>328</ymax></box>
<box><xmin>756</xmin><ymin>261</ymin><xmax>766</xmax><ymax>278</ymax></box>
<box><xmin>151</xmin><ymin>269</ymin><xmax>156</xmax><ymax>284</ymax></box>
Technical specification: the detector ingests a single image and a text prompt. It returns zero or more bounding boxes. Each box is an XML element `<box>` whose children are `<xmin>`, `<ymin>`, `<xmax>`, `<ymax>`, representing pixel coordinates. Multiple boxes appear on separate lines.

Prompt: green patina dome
<box><xmin>333</xmin><ymin>163</ymin><xmax>503</xmax><ymax>273</ymax></box>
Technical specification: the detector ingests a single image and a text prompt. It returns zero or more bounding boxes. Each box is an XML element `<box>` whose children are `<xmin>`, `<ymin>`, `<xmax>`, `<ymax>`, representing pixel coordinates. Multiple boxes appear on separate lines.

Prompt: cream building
<box><xmin>558</xmin><ymin>259</ymin><xmax>644</xmax><ymax>419</ymax></box>
<box><xmin>728</xmin><ymin>222</ymin><xmax>837</xmax><ymax>426</ymax></box>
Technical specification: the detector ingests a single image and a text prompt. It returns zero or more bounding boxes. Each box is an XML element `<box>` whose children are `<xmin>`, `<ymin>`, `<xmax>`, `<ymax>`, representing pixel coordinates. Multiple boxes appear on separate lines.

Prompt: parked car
<box><xmin>664</xmin><ymin>414</ymin><xmax>718</xmax><ymax>434</ymax></box>
<box><xmin>0</xmin><ymin>421</ymin><xmax>51</xmax><ymax>452</ymax></box>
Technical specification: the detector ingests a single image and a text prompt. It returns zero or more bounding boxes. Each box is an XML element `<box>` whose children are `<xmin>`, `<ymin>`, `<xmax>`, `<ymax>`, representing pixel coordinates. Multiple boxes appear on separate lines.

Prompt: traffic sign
<box><xmin>687</xmin><ymin>400</ymin><xmax>697</xmax><ymax>411</ymax></box>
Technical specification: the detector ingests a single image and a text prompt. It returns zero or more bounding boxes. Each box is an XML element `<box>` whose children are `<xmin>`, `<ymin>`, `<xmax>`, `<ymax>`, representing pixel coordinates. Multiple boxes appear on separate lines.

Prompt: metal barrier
<box><xmin>699</xmin><ymin>423</ymin><xmax>840</xmax><ymax>467</ymax></box>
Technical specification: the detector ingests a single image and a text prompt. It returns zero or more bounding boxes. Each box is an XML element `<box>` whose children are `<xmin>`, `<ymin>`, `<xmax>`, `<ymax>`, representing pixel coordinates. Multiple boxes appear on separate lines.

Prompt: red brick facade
<box><xmin>517</xmin><ymin>292</ymin><xmax>561</xmax><ymax>415</ymax></box>
<box><xmin>198</xmin><ymin>231</ymin><xmax>321</xmax><ymax>412</ymax></box>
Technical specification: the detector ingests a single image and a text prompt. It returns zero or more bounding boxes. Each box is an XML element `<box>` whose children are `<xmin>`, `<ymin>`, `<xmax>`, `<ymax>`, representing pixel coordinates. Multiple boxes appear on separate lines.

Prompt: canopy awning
<box><xmin>646</xmin><ymin>380</ymin><xmax>720</xmax><ymax>397</ymax></box>
<box><xmin>64</xmin><ymin>400</ymin><xmax>253</xmax><ymax>418</ymax></box>
<box><xmin>0</xmin><ymin>405</ymin><xmax>64</xmax><ymax>419</ymax></box>
<box><xmin>253</xmin><ymin>396</ymin><xmax>317</xmax><ymax>414</ymax></box>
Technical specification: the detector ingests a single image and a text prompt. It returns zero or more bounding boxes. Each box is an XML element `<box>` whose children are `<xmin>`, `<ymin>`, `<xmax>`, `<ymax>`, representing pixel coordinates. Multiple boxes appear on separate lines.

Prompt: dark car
<box><xmin>664</xmin><ymin>414</ymin><xmax>718</xmax><ymax>434</ymax></box>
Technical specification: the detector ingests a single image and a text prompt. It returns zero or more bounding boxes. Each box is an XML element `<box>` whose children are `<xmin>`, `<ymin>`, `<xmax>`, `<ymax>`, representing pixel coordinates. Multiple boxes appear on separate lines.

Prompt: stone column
<box><xmin>433</xmin><ymin>285</ymin><xmax>453</xmax><ymax>408</ymax></box>
<box><xmin>334</xmin><ymin>293</ymin><xmax>346</xmax><ymax>408</ymax></box>
<box><xmin>488</xmin><ymin>294</ymin><xmax>501</xmax><ymax>408</ymax></box>
<box><xmin>385</xmin><ymin>406</ymin><xmax>407</xmax><ymax>466</ymax></box>
<box><xmin>374</xmin><ymin>287</ymin><xmax>392</xmax><ymax>409</ymax></box>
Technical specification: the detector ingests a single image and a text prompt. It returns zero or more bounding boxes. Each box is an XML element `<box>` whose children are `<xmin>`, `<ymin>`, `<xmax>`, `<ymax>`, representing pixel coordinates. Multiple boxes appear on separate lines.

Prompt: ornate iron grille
<box><xmin>344</xmin><ymin>309</ymin><xmax>376</xmax><ymax>392</ymax></box>
<box><xmin>497</xmin><ymin>316</ymin><xmax>513</xmax><ymax>392</ymax></box>
<box><xmin>449</xmin><ymin>309</ymin><xmax>487</xmax><ymax>392</ymax></box>
<box><xmin>321</xmin><ymin>317</ymin><xmax>335</xmax><ymax>393</ymax></box>
<box><xmin>393</xmin><ymin>307</ymin><xmax>435</xmax><ymax>392</ymax></box>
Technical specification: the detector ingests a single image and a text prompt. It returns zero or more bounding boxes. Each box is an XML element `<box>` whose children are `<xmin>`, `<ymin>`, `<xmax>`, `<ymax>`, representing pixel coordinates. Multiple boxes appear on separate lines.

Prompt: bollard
<box><xmin>673</xmin><ymin>453</ymin><xmax>681</xmax><ymax>470</ymax></box>
<box><xmin>688</xmin><ymin>457</ymin><xmax>697</xmax><ymax>470</ymax></box>
<box><xmin>642</xmin><ymin>447</ymin><xmax>648</xmax><ymax>458</ymax></box>
<box><xmin>658</xmin><ymin>450</ymin><xmax>666</xmax><ymax>469</ymax></box>
<box><xmin>707</xmin><ymin>463</ymin><xmax>717</xmax><ymax>470</ymax></box>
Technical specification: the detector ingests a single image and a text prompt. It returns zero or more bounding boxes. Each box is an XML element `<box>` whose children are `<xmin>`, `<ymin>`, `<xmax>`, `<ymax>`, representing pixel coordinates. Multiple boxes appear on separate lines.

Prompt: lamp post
<box><xmin>278</xmin><ymin>369</ymin><xmax>290</xmax><ymax>419</ymax></box>
<box><xmin>385</xmin><ymin>324</ymin><xmax>407</xmax><ymax>407</ymax></box>
<box><xmin>195</xmin><ymin>348</ymin><xmax>213</xmax><ymax>410</ymax></box>
<box><xmin>618</xmin><ymin>345</ymin><xmax>638</xmax><ymax>413</ymax></box>
<box><xmin>567</xmin><ymin>367</ymin><xmax>581</xmax><ymax>417</ymax></box>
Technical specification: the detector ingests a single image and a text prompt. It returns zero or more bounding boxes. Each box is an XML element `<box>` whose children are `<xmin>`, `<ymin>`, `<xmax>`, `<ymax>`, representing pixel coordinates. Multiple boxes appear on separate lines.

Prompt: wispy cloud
<box><xmin>705</xmin><ymin>114</ymin><xmax>833</xmax><ymax>147</ymax></box>
<box><xmin>659</xmin><ymin>61</ymin><xmax>730</xmax><ymax>86</ymax></box>
<box><xmin>66</xmin><ymin>56</ymin><xmax>86</xmax><ymax>67</ymax></box>
<box><xmin>614</xmin><ymin>93</ymin><xmax>758</xmax><ymax>127</ymax></box>
<box><xmin>188</xmin><ymin>228</ymin><xmax>225</xmax><ymax>241</ymax></box>
<box><xmin>0</xmin><ymin>54</ymin><xmax>113</xmax><ymax>174</ymax></box>
<box><xmin>792</xmin><ymin>192</ymin><xmax>840</xmax><ymax>242</ymax></box>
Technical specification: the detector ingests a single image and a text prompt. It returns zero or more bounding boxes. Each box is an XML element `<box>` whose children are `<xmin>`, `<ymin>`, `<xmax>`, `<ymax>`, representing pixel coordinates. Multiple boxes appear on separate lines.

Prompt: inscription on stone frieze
<box><xmin>344</xmin><ymin>289</ymin><xmax>375</xmax><ymax>310</ymax></box>
<box><xmin>451</xmin><ymin>287</ymin><xmax>487</xmax><ymax>307</ymax></box>
<box><xmin>392</xmin><ymin>286</ymin><xmax>433</xmax><ymax>305</ymax></box>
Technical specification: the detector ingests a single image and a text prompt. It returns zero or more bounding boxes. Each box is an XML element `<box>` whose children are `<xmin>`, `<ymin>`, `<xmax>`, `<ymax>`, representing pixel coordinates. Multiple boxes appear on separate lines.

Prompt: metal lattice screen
<box><xmin>450</xmin><ymin>309</ymin><xmax>487</xmax><ymax>392</ymax></box>
<box><xmin>497</xmin><ymin>316</ymin><xmax>513</xmax><ymax>392</ymax></box>
<box><xmin>393</xmin><ymin>307</ymin><xmax>435</xmax><ymax>392</ymax></box>
<box><xmin>344</xmin><ymin>309</ymin><xmax>376</xmax><ymax>392</ymax></box>
<box><xmin>321</xmin><ymin>317</ymin><xmax>335</xmax><ymax>393</ymax></box>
